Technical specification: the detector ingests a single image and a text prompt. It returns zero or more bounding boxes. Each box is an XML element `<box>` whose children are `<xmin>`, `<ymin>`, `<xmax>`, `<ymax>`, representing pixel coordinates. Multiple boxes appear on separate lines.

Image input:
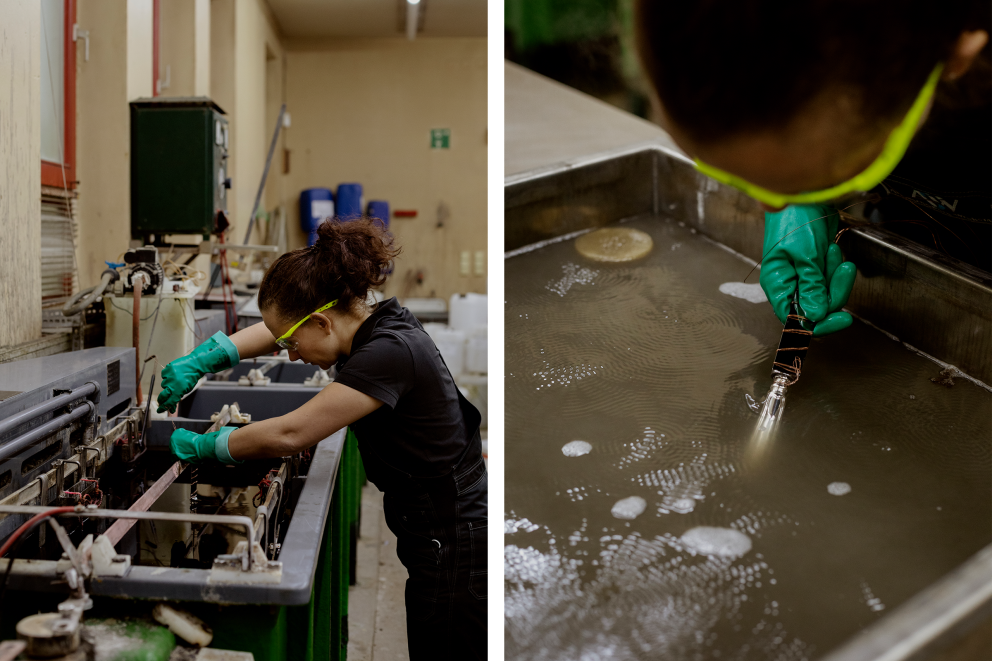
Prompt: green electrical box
<box><xmin>130</xmin><ymin>97</ymin><xmax>229</xmax><ymax>242</ymax></box>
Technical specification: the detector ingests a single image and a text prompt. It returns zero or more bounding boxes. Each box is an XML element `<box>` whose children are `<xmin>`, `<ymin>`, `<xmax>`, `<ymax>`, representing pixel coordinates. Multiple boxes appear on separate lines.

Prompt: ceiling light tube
<box><xmin>406</xmin><ymin>0</ymin><xmax>420</xmax><ymax>40</ymax></box>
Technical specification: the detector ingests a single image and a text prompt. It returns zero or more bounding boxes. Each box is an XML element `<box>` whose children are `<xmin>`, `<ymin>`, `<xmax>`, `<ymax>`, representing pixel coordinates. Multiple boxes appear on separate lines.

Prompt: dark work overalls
<box><xmin>357</xmin><ymin>389</ymin><xmax>488</xmax><ymax>661</ymax></box>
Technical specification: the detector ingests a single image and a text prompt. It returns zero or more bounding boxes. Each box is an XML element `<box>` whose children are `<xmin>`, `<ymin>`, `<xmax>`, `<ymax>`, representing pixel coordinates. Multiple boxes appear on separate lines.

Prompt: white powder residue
<box><xmin>611</xmin><ymin>496</ymin><xmax>647</xmax><ymax>520</ymax></box>
<box><xmin>719</xmin><ymin>282</ymin><xmax>767</xmax><ymax>303</ymax></box>
<box><xmin>562</xmin><ymin>440</ymin><xmax>592</xmax><ymax>457</ymax></box>
<box><xmin>828</xmin><ymin>482</ymin><xmax>852</xmax><ymax>496</ymax></box>
<box><xmin>680</xmin><ymin>526</ymin><xmax>752</xmax><ymax>559</ymax></box>
<box><xmin>547</xmin><ymin>263</ymin><xmax>599</xmax><ymax>297</ymax></box>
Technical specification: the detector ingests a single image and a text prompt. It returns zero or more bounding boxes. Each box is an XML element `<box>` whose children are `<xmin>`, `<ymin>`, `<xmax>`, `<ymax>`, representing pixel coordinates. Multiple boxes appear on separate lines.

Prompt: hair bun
<box><xmin>258</xmin><ymin>215</ymin><xmax>400</xmax><ymax>320</ymax></box>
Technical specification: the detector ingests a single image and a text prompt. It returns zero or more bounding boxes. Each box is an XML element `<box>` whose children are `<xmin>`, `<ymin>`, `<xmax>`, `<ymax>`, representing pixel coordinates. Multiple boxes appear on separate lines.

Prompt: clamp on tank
<box><xmin>748</xmin><ymin>290</ymin><xmax>815</xmax><ymax>432</ymax></box>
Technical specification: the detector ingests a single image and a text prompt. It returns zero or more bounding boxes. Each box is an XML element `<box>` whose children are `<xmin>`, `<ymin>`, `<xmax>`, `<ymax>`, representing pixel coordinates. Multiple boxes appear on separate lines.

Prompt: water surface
<box><xmin>504</xmin><ymin>214</ymin><xmax>992</xmax><ymax>660</ymax></box>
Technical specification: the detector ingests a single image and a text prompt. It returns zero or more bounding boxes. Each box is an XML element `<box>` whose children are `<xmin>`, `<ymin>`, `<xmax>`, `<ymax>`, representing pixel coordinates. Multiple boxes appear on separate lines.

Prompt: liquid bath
<box><xmin>504</xmin><ymin>214</ymin><xmax>992</xmax><ymax>660</ymax></box>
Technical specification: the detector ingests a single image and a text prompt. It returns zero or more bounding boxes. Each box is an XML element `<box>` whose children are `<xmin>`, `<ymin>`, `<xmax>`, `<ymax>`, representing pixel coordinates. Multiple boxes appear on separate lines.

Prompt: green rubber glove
<box><xmin>157</xmin><ymin>332</ymin><xmax>240</xmax><ymax>413</ymax></box>
<box><xmin>759</xmin><ymin>204</ymin><xmax>857</xmax><ymax>337</ymax></box>
<box><xmin>170</xmin><ymin>426</ymin><xmax>241</xmax><ymax>464</ymax></box>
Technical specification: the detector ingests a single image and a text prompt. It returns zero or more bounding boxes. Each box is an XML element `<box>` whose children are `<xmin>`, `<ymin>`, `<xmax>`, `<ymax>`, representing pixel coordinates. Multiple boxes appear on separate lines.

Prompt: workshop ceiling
<box><xmin>265</xmin><ymin>0</ymin><xmax>488</xmax><ymax>39</ymax></box>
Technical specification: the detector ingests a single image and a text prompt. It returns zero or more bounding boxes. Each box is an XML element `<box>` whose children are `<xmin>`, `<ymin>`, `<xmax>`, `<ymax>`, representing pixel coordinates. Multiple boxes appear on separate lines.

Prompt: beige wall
<box><xmin>159</xmin><ymin>0</ymin><xmax>211</xmax><ymax>97</ymax></box>
<box><xmin>0</xmin><ymin>1</ymin><xmax>42</xmax><ymax>346</ymax></box>
<box><xmin>75</xmin><ymin>0</ymin><xmax>138</xmax><ymax>288</ymax></box>
<box><xmin>283</xmin><ymin>38</ymin><xmax>488</xmax><ymax>300</ymax></box>
<box><xmin>68</xmin><ymin>1</ymin><xmax>488</xmax><ymax>309</ymax></box>
<box><xmin>209</xmin><ymin>0</ymin><xmax>285</xmax><ymax>242</ymax></box>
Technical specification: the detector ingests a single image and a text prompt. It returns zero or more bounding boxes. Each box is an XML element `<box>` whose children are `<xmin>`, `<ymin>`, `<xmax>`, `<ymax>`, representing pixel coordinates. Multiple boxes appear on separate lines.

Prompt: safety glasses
<box><xmin>694</xmin><ymin>64</ymin><xmax>943</xmax><ymax>208</ymax></box>
<box><xmin>274</xmin><ymin>299</ymin><xmax>338</xmax><ymax>350</ymax></box>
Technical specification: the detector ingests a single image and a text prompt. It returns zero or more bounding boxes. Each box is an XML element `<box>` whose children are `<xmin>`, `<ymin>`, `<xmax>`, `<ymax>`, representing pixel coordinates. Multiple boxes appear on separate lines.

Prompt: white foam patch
<box><xmin>505</xmin><ymin>517</ymin><xmax>541</xmax><ymax>534</ymax></box>
<box><xmin>680</xmin><ymin>527</ymin><xmax>752</xmax><ymax>559</ymax></box>
<box><xmin>719</xmin><ymin>282</ymin><xmax>767</xmax><ymax>303</ymax></box>
<box><xmin>611</xmin><ymin>496</ymin><xmax>647</xmax><ymax>520</ymax></box>
<box><xmin>547</xmin><ymin>263</ymin><xmax>599</xmax><ymax>297</ymax></box>
<box><xmin>828</xmin><ymin>482</ymin><xmax>852</xmax><ymax>496</ymax></box>
<box><xmin>562</xmin><ymin>440</ymin><xmax>592</xmax><ymax>457</ymax></box>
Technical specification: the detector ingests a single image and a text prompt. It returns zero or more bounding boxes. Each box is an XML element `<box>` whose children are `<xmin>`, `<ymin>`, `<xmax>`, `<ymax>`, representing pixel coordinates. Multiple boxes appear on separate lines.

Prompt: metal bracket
<box><xmin>72</xmin><ymin>24</ymin><xmax>89</xmax><ymax>62</ymax></box>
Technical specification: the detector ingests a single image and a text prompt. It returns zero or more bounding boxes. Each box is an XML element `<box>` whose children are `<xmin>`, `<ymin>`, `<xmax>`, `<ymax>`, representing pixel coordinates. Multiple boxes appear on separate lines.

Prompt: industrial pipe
<box><xmin>132</xmin><ymin>273</ymin><xmax>146</xmax><ymax>405</ymax></box>
<box><xmin>0</xmin><ymin>383</ymin><xmax>98</xmax><ymax>443</ymax></box>
<box><xmin>61</xmin><ymin>270</ymin><xmax>117</xmax><ymax>317</ymax></box>
<box><xmin>0</xmin><ymin>505</ymin><xmax>256</xmax><ymax>571</ymax></box>
<box><xmin>0</xmin><ymin>401</ymin><xmax>95</xmax><ymax>465</ymax></box>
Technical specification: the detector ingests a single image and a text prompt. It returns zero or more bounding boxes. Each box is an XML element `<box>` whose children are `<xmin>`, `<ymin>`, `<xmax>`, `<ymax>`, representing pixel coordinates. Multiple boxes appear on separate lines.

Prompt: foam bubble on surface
<box><xmin>828</xmin><ymin>482</ymin><xmax>852</xmax><ymax>496</ymax></box>
<box><xmin>547</xmin><ymin>263</ymin><xmax>599</xmax><ymax>297</ymax></box>
<box><xmin>861</xmin><ymin>580</ymin><xmax>886</xmax><ymax>612</ymax></box>
<box><xmin>719</xmin><ymin>282</ymin><xmax>767</xmax><ymax>303</ymax></box>
<box><xmin>680</xmin><ymin>527</ymin><xmax>752</xmax><ymax>559</ymax></box>
<box><xmin>534</xmin><ymin>360</ymin><xmax>604</xmax><ymax>390</ymax></box>
<box><xmin>562</xmin><ymin>440</ymin><xmax>593</xmax><ymax>457</ymax></box>
<box><xmin>506</xmin><ymin>517</ymin><xmax>541</xmax><ymax>534</ymax></box>
<box><xmin>575</xmin><ymin>227</ymin><xmax>654</xmax><ymax>262</ymax></box>
<box><xmin>611</xmin><ymin>496</ymin><xmax>647</xmax><ymax>520</ymax></box>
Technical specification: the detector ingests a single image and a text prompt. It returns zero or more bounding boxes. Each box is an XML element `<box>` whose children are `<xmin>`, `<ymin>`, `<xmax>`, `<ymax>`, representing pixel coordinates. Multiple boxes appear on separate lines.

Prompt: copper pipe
<box><xmin>132</xmin><ymin>277</ymin><xmax>143</xmax><ymax>405</ymax></box>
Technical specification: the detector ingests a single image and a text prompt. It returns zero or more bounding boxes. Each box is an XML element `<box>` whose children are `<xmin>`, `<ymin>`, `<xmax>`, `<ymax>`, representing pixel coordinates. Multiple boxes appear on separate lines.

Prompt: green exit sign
<box><xmin>430</xmin><ymin>128</ymin><xmax>450</xmax><ymax>149</ymax></box>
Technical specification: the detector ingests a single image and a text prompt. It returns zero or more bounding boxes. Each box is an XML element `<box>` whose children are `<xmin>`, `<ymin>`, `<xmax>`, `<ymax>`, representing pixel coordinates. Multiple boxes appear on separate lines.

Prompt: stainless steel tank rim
<box><xmin>503</xmin><ymin>139</ymin><xmax>691</xmax><ymax>187</ymax></box>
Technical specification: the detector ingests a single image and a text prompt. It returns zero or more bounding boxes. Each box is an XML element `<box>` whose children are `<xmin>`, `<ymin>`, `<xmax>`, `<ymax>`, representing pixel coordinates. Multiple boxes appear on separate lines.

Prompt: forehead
<box><xmin>261</xmin><ymin>308</ymin><xmax>293</xmax><ymax>337</ymax></box>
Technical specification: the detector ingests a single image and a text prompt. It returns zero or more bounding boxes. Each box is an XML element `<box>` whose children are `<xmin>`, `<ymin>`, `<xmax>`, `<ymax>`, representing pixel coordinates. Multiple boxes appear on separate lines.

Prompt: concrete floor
<box><xmin>347</xmin><ymin>484</ymin><xmax>410</xmax><ymax>661</ymax></box>
<box><xmin>347</xmin><ymin>438</ymin><xmax>487</xmax><ymax>661</ymax></box>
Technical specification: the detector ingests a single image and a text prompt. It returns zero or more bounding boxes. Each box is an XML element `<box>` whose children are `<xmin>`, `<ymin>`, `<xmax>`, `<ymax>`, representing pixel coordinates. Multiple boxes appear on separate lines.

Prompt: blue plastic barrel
<box><xmin>335</xmin><ymin>184</ymin><xmax>364</xmax><ymax>221</ymax></box>
<box><xmin>367</xmin><ymin>200</ymin><xmax>390</xmax><ymax>229</ymax></box>
<box><xmin>299</xmin><ymin>188</ymin><xmax>334</xmax><ymax>246</ymax></box>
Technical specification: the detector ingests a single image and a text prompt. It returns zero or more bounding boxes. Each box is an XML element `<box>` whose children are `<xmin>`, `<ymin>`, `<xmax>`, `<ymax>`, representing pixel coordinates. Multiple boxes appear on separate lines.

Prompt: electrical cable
<box><xmin>137</xmin><ymin>264</ymin><xmax>167</xmax><ymax>384</ymax></box>
<box><xmin>0</xmin><ymin>507</ymin><xmax>76</xmax><ymax>559</ymax></box>
<box><xmin>0</xmin><ymin>508</ymin><xmax>77</xmax><ymax>621</ymax></box>
<box><xmin>108</xmin><ymin>296</ymin><xmax>162</xmax><ymax>321</ymax></box>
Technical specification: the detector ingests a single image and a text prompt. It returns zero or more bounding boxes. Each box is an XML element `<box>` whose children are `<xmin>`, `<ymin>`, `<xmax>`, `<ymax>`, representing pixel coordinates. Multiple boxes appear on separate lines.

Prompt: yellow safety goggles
<box><xmin>694</xmin><ymin>64</ymin><xmax>943</xmax><ymax>208</ymax></box>
<box><xmin>274</xmin><ymin>299</ymin><xmax>338</xmax><ymax>350</ymax></box>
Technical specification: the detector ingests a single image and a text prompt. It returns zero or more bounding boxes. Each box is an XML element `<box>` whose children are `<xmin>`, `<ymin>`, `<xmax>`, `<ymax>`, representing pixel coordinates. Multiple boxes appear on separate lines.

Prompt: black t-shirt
<box><xmin>334</xmin><ymin>297</ymin><xmax>479</xmax><ymax>482</ymax></box>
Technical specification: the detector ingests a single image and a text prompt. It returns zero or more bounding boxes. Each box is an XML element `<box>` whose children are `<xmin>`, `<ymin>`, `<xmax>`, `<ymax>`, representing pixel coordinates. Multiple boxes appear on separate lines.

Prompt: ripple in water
<box><xmin>533</xmin><ymin>360</ymin><xmax>605</xmax><ymax>390</ymax></box>
<box><xmin>680</xmin><ymin>527</ymin><xmax>753</xmax><ymax>559</ymax></box>
<box><xmin>611</xmin><ymin>496</ymin><xmax>647</xmax><ymax>520</ymax></box>
<box><xmin>828</xmin><ymin>482</ymin><xmax>852</xmax><ymax>496</ymax></box>
<box><xmin>562</xmin><ymin>440</ymin><xmax>593</xmax><ymax>457</ymax></box>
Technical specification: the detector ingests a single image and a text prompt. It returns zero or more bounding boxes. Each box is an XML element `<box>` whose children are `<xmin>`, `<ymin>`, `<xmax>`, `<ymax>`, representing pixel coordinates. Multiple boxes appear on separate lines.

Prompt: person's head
<box><xmin>258</xmin><ymin>216</ymin><xmax>399</xmax><ymax>368</ymax></box>
<box><xmin>635</xmin><ymin>0</ymin><xmax>989</xmax><ymax>210</ymax></box>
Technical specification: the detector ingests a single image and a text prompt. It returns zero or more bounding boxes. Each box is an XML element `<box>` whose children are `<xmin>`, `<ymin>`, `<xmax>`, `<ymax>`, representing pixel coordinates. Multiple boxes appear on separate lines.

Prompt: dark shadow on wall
<box><xmin>505</xmin><ymin>0</ymin><xmax>651</xmax><ymax>119</ymax></box>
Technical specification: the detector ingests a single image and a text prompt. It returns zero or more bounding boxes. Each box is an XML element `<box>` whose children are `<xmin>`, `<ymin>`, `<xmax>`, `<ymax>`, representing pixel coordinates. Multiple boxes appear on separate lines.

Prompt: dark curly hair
<box><xmin>258</xmin><ymin>216</ymin><xmax>400</xmax><ymax>321</ymax></box>
<box><xmin>635</xmin><ymin>0</ymin><xmax>988</xmax><ymax>145</ymax></box>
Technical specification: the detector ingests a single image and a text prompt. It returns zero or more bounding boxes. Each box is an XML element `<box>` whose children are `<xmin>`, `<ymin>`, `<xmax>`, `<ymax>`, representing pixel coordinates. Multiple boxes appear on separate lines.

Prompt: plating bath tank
<box><xmin>504</xmin><ymin>148</ymin><xmax>992</xmax><ymax>661</ymax></box>
<box><xmin>0</xmin><ymin>349</ymin><xmax>363</xmax><ymax>659</ymax></box>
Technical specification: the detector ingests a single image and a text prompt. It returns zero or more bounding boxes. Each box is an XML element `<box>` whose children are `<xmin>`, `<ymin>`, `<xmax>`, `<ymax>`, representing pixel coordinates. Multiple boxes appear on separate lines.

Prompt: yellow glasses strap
<box><xmin>276</xmin><ymin>299</ymin><xmax>339</xmax><ymax>343</ymax></box>
<box><xmin>694</xmin><ymin>63</ymin><xmax>943</xmax><ymax>207</ymax></box>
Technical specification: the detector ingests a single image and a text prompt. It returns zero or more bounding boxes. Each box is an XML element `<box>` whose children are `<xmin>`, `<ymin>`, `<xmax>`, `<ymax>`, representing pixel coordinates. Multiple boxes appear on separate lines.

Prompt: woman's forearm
<box><xmin>228</xmin><ymin>321</ymin><xmax>279</xmax><ymax>360</ymax></box>
<box><xmin>226</xmin><ymin>382</ymin><xmax>383</xmax><ymax>460</ymax></box>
